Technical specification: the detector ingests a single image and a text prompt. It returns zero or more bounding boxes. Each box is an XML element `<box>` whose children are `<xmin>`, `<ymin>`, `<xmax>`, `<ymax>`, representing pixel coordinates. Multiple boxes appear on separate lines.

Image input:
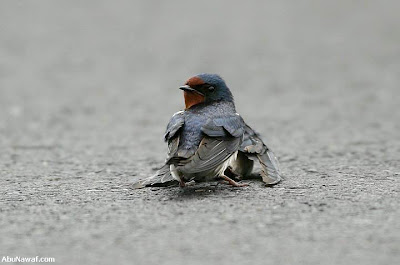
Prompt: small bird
<box><xmin>133</xmin><ymin>74</ymin><xmax>281</xmax><ymax>188</ymax></box>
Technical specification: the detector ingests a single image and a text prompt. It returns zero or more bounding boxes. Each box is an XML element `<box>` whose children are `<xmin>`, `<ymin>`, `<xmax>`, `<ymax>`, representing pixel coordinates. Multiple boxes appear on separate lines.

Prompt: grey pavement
<box><xmin>0</xmin><ymin>1</ymin><xmax>399</xmax><ymax>264</ymax></box>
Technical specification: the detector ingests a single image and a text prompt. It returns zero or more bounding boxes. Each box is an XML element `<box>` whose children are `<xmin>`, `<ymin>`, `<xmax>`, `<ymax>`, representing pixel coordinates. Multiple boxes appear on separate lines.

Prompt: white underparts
<box><xmin>170</xmin><ymin>164</ymin><xmax>181</xmax><ymax>181</ymax></box>
<box><xmin>216</xmin><ymin>151</ymin><xmax>238</xmax><ymax>177</ymax></box>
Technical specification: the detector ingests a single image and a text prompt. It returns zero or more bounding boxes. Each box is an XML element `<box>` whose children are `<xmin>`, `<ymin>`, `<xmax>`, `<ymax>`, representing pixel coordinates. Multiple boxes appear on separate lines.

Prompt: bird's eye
<box><xmin>208</xmin><ymin>86</ymin><xmax>215</xmax><ymax>91</ymax></box>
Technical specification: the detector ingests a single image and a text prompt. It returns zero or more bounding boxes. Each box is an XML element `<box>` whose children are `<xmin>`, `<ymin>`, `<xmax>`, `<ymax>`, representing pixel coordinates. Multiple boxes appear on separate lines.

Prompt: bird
<box><xmin>133</xmin><ymin>73</ymin><xmax>281</xmax><ymax>188</ymax></box>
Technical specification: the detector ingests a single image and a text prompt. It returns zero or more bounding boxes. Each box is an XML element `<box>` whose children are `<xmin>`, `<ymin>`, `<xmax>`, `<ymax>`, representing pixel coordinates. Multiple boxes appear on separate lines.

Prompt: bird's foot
<box><xmin>179</xmin><ymin>180</ymin><xmax>186</xmax><ymax>188</ymax></box>
<box><xmin>220</xmin><ymin>175</ymin><xmax>248</xmax><ymax>187</ymax></box>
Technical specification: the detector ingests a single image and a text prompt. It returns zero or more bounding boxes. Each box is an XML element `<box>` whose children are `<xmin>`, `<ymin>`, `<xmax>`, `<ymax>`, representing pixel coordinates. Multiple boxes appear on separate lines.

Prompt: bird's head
<box><xmin>179</xmin><ymin>73</ymin><xmax>234</xmax><ymax>109</ymax></box>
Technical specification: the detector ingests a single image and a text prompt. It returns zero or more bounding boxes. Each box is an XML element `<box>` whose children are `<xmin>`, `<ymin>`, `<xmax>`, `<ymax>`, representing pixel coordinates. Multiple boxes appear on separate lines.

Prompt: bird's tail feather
<box><xmin>132</xmin><ymin>164</ymin><xmax>178</xmax><ymax>189</ymax></box>
<box><xmin>257</xmin><ymin>149</ymin><xmax>282</xmax><ymax>185</ymax></box>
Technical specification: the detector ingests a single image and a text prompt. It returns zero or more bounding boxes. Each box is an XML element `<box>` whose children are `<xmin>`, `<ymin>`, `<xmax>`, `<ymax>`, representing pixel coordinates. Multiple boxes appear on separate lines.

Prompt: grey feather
<box><xmin>164</xmin><ymin>111</ymin><xmax>185</xmax><ymax>141</ymax></box>
<box><xmin>240</xmin><ymin>124</ymin><xmax>282</xmax><ymax>185</ymax></box>
<box><xmin>201</xmin><ymin>115</ymin><xmax>244</xmax><ymax>138</ymax></box>
<box><xmin>258</xmin><ymin>150</ymin><xmax>282</xmax><ymax>185</ymax></box>
<box><xmin>179</xmin><ymin>137</ymin><xmax>241</xmax><ymax>174</ymax></box>
<box><xmin>132</xmin><ymin>164</ymin><xmax>178</xmax><ymax>189</ymax></box>
<box><xmin>166</xmin><ymin>135</ymin><xmax>180</xmax><ymax>161</ymax></box>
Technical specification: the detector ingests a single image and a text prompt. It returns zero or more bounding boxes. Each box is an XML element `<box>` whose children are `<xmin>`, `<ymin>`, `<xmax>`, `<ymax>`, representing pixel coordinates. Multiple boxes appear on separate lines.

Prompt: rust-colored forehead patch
<box><xmin>185</xmin><ymin>76</ymin><xmax>205</xmax><ymax>87</ymax></box>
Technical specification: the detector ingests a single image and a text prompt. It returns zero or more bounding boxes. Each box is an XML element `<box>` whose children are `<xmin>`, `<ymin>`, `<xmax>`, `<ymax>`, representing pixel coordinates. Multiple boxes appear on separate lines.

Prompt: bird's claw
<box><xmin>220</xmin><ymin>175</ymin><xmax>248</xmax><ymax>187</ymax></box>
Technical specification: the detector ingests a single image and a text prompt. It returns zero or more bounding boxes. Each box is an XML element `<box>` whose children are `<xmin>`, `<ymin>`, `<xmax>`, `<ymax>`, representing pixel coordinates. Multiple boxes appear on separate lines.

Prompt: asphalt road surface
<box><xmin>1</xmin><ymin>1</ymin><xmax>399</xmax><ymax>265</ymax></box>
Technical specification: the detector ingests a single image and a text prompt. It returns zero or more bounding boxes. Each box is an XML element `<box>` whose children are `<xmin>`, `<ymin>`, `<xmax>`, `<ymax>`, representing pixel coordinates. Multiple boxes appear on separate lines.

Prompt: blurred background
<box><xmin>0</xmin><ymin>1</ymin><xmax>399</xmax><ymax>265</ymax></box>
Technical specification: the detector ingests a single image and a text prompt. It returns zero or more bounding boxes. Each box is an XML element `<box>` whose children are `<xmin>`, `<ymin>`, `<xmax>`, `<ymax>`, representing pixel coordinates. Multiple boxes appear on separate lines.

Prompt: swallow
<box><xmin>133</xmin><ymin>73</ymin><xmax>281</xmax><ymax>188</ymax></box>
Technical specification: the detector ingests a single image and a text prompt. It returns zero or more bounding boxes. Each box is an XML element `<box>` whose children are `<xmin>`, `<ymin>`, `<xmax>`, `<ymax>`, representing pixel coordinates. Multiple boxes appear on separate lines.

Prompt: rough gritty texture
<box><xmin>0</xmin><ymin>1</ymin><xmax>399</xmax><ymax>265</ymax></box>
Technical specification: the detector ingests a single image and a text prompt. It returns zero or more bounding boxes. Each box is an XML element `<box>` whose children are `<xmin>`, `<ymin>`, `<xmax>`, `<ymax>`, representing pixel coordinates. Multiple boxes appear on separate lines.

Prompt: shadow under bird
<box><xmin>133</xmin><ymin>73</ymin><xmax>281</xmax><ymax>188</ymax></box>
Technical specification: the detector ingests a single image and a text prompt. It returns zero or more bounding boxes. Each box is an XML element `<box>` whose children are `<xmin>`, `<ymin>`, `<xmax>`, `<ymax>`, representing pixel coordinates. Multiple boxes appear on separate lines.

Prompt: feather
<box><xmin>240</xmin><ymin>123</ymin><xmax>282</xmax><ymax>185</ymax></box>
<box><xmin>179</xmin><ymin>137</ymin><xmax>241</xmax><ymax>174</ymax></box>
<box><xmin>132</xmin><ymin>164</ymin><xmax>178</xmax><ymax>189</ymax></box>
<box><xmin>258</xmin><ymin>150</ymin><xmax>282</xmax><ymax>185</ymax></box>
<box><xmin>201</xmin><ymin>114</ymin><xmax>244</xmax><ymax>138</ymax></box>
<box><xmin>164</xmin><ymin>111</ymin><xmax>185</xmax><ymax>141</ymax></box>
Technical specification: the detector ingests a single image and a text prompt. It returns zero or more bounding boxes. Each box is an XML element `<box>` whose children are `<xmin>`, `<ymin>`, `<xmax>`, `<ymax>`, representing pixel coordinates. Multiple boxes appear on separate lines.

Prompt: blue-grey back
<box><xmin>179</xmin><ymin>101</ymin><xmax>237</xmax><ymax>154</ymax></box>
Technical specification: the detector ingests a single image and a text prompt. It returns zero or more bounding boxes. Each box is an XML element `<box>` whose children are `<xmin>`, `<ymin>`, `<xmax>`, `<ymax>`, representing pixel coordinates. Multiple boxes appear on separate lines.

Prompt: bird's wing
<box><xmin>132</xmin><ymin>111</ymin><xmax>185</xmax><ymax>188</ymax></box>
<box><xmin>132</xmin><ymin>164</ymin><xmax>178</xmax><ymax>189</ymax></box>
<box><xmin>164</xmin><ymin>111</ymin><xmax>185</xmax><ymax>142</ymax></box>
<box><xmin>132</xmin><ymin>113</ymin><xmax>246</xmax><ymax>187</ymax></box>
<box><xmin>177</xmin><ymin>114</ymin><xmax>244</xmax><ymax>174</ymax></box>
<box><xmin>178</xmin><ymin>136</ymin><xmax>241</xmax><ymax>174</ymax></box>
<box><xmin>240</xmin><ymin>123</ymin><xmax>282</xmax><ymax>185</ymax></box>
<box><xmin>201</xmin><ymin>114</ymin><xmax>245</xmax><ymax>138</ymax></box>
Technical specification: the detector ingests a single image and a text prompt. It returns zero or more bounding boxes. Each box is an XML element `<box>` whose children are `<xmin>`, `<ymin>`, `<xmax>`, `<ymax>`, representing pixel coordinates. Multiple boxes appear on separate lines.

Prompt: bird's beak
<box><xmin>179</xmin><ymin>85</ymin><xmax>204</xmax><ymax>96</ymax></box>
<box><xmin>179</xmin><ymin>85</ymin><xmax>195</xmax><ymax>92</ymax></box>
